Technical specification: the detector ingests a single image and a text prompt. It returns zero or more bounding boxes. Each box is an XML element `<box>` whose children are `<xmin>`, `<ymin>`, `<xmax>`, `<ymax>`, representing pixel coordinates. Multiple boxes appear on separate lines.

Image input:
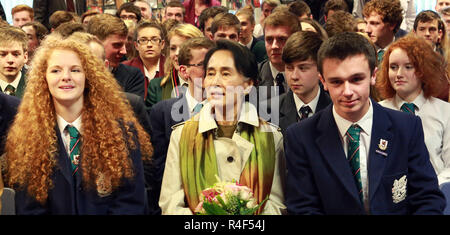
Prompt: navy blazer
<box><xmin>113</xmin><ymin>64</ymin><xmax>145</xmax><ymax>99</ymax></box>
<box><xmin>285</xmin><ymin>100</ymin><xmax>446</xmax><ymax>215</ymax></box>
<box><xmin>15</xmin><ymin>124</ymin><xmax>147</xmax><ymax>215</ymax></box>
<box><xmin>0</xmin><ymin>93</ymin><xmax>20</xmax><ymax>155</ymax></box>
<box><xmin>147</xmin><ymin>94</ymin><xmax>190</xmax><ymax>214</ymax></box>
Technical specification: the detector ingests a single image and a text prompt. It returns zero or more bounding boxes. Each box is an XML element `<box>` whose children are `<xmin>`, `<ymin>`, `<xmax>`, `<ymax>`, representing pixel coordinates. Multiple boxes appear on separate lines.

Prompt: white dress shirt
<box><xmin>159</xmin><ymin>102</ymin><xmax>286</xmax><ymax>215</ymax></box>
<box><xmin>0</xmin><ymin>71</ymin><xmax>21</xmax><ymax>92</ymax></box>
<box><xmin>269</xmin><ymin>62</ymin><xmax>287</xmax><ymax>92</ymax></box>
<box><xmin>56</xmin><ymin>114</ymin><xmax>82</xmax><ymax>156</ymax></box>
<box><xmin>379</xmin><ymin>92</ymin><xmax>450</xmax><ymax>185</ymax></box>
<box><xmin>293</xmin><ymin>88</ymin><xmax>321</xmax><ymax>119</ymax></box>
<box><xmin>333</xmin><ymin>100</ymin><xmax>373</xmax><ymax>211</ymax></box>
<box><xmin>143</xmin><ymin>58</ymin><xmax>160</xmax><ymax>82</ymax></box>
<box><xmin>184</xmin><ymin>88</ymin><xmax>205</xmax><ymax>116</ymax></box>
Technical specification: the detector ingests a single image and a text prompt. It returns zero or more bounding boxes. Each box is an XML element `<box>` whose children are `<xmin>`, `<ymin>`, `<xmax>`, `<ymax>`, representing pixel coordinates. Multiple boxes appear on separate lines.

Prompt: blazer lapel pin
<box><xmin>375</xmin><ymin>138</ymin><xmax>388</xmax><ymax>157</ymax></box>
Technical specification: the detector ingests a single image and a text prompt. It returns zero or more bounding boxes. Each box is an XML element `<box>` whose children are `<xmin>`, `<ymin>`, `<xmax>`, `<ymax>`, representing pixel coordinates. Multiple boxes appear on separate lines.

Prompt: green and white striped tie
<box><xmin>347</xmin><ymin>124</ymin><xmax>363</xmax><ymax>203</ymax></box>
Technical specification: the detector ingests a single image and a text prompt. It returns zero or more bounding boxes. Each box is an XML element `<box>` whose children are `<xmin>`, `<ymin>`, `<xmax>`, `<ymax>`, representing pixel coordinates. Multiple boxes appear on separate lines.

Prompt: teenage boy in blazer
<box><xmin>261</xmin><ymin>31</ymin><xmax>331</xmax><ymax>136</ymax></box>
<box><xmin>284</xmin><ymin>32</ymin><xmax>445</xmax><ymax>215</ymax></box>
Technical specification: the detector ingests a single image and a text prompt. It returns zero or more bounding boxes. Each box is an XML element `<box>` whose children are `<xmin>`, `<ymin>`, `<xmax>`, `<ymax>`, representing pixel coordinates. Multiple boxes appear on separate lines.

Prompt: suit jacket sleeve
<box><xmin>407</xmin><ymin>116</ymin><xmax>446</xmax><ymax>214</ymax></box>
<box><xmin>285</xmin><ymin>124</ymin><xmax>324</xmax><ymax>215</ymax></box>
<box><xmin>126</xmin><ymin>67</ymin><xmax>145</xmax><ymax>99</ymax></box>
<box><xmin>146</xmin><ymin>101</ymin><xmax>170</xmax><ymax>214</ymax></box>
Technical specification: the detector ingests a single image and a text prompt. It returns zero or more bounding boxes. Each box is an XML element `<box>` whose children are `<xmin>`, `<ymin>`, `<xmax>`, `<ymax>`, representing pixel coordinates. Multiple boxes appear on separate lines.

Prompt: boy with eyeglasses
<box><xmin>123</xmin><ymin>21</ymin><xmax>166</xmax><ymax>100</ymax></box>
<box><xmin>148</xmin><ymin>37</ymin><xmax>215</xmax><ymax>215</ymax></box>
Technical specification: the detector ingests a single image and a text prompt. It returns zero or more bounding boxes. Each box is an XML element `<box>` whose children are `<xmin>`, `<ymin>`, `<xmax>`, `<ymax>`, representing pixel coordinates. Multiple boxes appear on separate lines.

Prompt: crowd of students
<box><xmin>0</xmin><ymin>0</ymin><xmax>449</xmax><ymax>215</ymax></box>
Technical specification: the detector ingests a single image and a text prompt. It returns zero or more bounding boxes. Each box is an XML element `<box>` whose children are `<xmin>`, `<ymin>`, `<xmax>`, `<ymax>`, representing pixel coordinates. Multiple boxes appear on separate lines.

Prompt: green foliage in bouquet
<box><xmin>195</xmin><ymin>179</ymin><xmax>268</xmax><ymax>215</ymax></box>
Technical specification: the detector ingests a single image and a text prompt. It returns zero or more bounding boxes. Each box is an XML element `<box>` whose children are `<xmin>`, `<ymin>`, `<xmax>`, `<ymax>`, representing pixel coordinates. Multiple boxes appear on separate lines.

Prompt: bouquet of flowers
<box><xmin>194</xmin><ymin>180</ymin><xmax>267</xmax><ymax>215</ymax></box>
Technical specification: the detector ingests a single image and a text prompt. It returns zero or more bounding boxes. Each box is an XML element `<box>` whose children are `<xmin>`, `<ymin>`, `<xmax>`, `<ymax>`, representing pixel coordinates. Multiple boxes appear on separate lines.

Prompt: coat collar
<box><xmin>198</xmin><ymin>102</ymin><xmax>260</xmax><ymax>134</ymax></box>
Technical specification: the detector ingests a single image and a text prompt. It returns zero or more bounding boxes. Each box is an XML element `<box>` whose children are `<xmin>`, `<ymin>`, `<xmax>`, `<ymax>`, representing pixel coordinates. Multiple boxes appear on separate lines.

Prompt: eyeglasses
<box><xmin>120</xmin><ymin>15</ymin><xmax>137</xmax><ymax>20</ymax></box>
<box><xmin>137</xmin><ymin>37</ymin><xmax>162</xmax><ymax>45</ymax></box>
<box><xmin>185</xmin><ymin>62</ymin><xmax>204</xmax><ymax>67</ymax></box>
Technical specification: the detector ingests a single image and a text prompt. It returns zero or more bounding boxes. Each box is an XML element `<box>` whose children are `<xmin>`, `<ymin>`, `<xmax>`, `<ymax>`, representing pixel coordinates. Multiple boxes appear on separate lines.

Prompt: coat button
<box><xmin>227</xmin><ymin>156</ymin><xmax>234</xmax><ymax>163</ymax></box>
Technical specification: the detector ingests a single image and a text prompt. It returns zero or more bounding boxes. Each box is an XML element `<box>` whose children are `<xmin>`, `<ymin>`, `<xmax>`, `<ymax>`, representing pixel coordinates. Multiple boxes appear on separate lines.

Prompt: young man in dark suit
<box><xmin>261</xmin><ymin>31</ymin><xmax>330</xmax><ymax>136</ymax></box>
<box><xmin>257</xmin><ymin>10</ymin><xmax>301</xmax><ymax>101</ymax></box>
<box><xmin>87</xmin><ymin>14</ymin><xmax>145</xmax><ymax>99</ymax></box>
<box><xmin>285</xmin><ymin>32</ymin><xmax>446</xmax><ymax>214</ymax></box>
<box><xmin>0</xmin><ymin>26</ymin><xmax>28</xmax><ymax>99</ymax></box>
<box><xmin>148</xmin><ymin>37</ymin><xmax>215</xmax><ymax>214</ymax></box>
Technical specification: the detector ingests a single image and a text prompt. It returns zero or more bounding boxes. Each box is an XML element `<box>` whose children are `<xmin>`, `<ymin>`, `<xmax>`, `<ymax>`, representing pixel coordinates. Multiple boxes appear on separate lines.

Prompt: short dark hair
<box><xmin>288</xmin><ymin>0</ymin><xmax>311</xmax><ymax>18</ymax></box>
<box><xmin>178</xmin><ymin>37</ymin><xmax>215</xmax><ymax>66</ymax></box>
<box><xmin>324</xmin><ymin>0</ymin><xmax>349</xmax><ymax>16</ymax></box>
<box><xmin>263</xmin><ymin>9</ymin><xmax>302</xmax><ymax>34</ymax></box>
<box><xmin>317</xmin><ymin>32</ymin><xmax>376</xmax><ymax>76</ymax></box>
<box><xmin>210</xmin><ymin>12</ymin><xmax>241</xmax><ymax>36</ymax></box>
<box><xmin>198</xmin><ymin>6</ymin><xmax>228</xmax><ymax>31</ymax></box>
<box><xmin>282</xmin><ymin>31</ymin><xmax>324</xmax><ymax>64</ymax></box>
<box><xmin>325</xmin><ymin>10</ymin><xmax>357</xmax><ymax>38</ymax></box>
<box><xmin>134</xmin><ymin>20</ymin><xmax>165</xmax><ymax>42</ymax></box>
<box><xmin>49</xmin><ymin>10</ymin><xmax>75</xmax><ymax>29</ymax></box>
<box><xmin>117</xmin><ymin>2</ymin><xmax>142</xmax><ymax>22</ymax></box>
<box><xmin>54</xmin><ymin>21</ymin><xmax>86</xmax><ymax>38</ymax></box>
<box><xmin>165</xmin><ymin>1</ymin><xmax>186</xmax><ymax>15</ymax></box>
<box><xmin>413</xmin><ymin>10</ymin><xmax>442</xmax><ymax>31</ymax></box>
<box><xmin>203</xmin><ymin>39</ymin><xmax>258</xmax><ymax>83</ymax></box>
<box><xmin>21</xmin><ymin>21</ymin><xmax>49</xmax><ymax>41</ymax></box>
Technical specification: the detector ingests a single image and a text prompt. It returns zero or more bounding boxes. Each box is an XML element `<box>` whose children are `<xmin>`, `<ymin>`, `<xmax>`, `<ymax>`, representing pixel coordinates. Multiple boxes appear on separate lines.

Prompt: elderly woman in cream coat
<box><xmin>159</xmin><ymin>40</ymin><xmax>286</xmax><ymax>215</ymax></box>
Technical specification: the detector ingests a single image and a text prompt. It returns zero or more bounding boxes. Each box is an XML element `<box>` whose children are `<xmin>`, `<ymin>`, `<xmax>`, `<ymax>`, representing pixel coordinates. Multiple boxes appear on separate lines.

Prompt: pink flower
<box><xmin>202</xmin><ymin>188</ymin><xmax>219</xmax><ymax>202</ymax></box>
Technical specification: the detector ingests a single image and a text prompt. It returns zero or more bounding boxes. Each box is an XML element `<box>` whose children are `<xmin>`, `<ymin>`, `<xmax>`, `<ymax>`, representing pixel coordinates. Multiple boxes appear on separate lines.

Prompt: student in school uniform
<box><xmin>377</xmin><ymin>35</ymin><xmax>450</xmax><ymax>186</ymax></box>
<box><xmin>285</xmin><ymin>32</ymin><xmax>445</xmax><ymax>215</ymax></box>
<box><xmin>4</xmin><ymin>35</ymin><xmax>152</xmax><ymax>215</ymax></box>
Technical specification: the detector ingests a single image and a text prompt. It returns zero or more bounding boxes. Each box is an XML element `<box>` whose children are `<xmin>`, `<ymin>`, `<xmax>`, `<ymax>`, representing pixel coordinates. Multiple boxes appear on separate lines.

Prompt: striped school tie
<box><xmin>346</xmin><ymin>124</ymin><xmax>363</xmax><ymax>203</ymax></box>
<box><xmin>67</xmin><ymin>125</ymin><xmax>81</xmax><ymax>176</ymax></box>
<box><xmin>400</xmin><ymin>103</ymin><xmax>415</xmax><ymax>115</ymax></box>
<box><xmin>4</xmin><ymin>85</ymin><xmax>15</xmax><ymax>96</ymax></box>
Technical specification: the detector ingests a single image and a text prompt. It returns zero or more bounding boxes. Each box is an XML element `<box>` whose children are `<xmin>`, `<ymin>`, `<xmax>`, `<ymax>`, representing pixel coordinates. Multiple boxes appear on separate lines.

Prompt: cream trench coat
<box><xmin>159</xmin><ymin>102</ymin><xmax>286</xmax><ymax>215</ymax></box>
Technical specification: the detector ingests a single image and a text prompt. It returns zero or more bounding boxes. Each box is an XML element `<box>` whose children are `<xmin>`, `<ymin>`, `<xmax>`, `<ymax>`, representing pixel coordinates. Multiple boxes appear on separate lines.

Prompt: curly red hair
<box><xmin>376</xmin><ymin>34</ymin><xmax>447</xmax><ymax>100</ymax></box>
<box><xmin>5</xmin><ymin>35</ymin><xmax>152</xmax><ymax>204</ymax></box>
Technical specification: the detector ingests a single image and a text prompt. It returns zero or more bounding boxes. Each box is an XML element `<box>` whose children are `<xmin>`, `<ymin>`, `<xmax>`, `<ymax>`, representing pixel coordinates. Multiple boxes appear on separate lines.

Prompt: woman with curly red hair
<box><xmin>4</xmin><ymin>35</ymin><xmax>153</xmax><ymax>214</ymax></box>
<box><xmin>376</xmin><ymin>34</ymin><xmax>450</xmax><ymax>186</ymax></box>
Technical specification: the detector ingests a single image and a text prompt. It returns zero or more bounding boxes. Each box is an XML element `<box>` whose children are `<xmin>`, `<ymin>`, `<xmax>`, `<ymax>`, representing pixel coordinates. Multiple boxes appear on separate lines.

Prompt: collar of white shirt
<box><xmin>245</xmin><ymin>37</ymin><xmax>253</xmax><ymax>49</ymax></box>
<box><xmin>333</xmin><ymin>99</ymin><xmax>373</xmax><ymax>140</ymax></box>
<box><xmin>269</xmin><ymin>61</ymin><xmax>284</xmax><ymax>84</ymax></box>
<box><xmin>293</xmin><ymin>87</ymin><xmax>321</xmax><ymax>118</ymax></box>
<box><xmin>198</xmin><ymin>102</ymin><xmax>259</xmax><ymax>134</ymax></box>
<box><xmin>179</xmin><ymin>73</ymin><xmax>188</xmax><ymax>87</ymax></box>
<box><xmin>393</xmin><ymin>91</ymin><xmax>425</xmax><ymax>112</ymax></box>
<box><xmin>57</xmin><ymin>114</ymin><xmax>82</xmax><ymax>152</ymax></box>
<box><xmin>143</xmin><ymin>58</ymin><xmax>160</xmax><ymax>81</ymax></box>
<box><xmin>0</xmin><ymin>71</ymin><xmax>21</xmax><ymax>92</ymax></box>
<box><xmin>185</xmin><ymin>88</ymin><xmax>205</xmax><ymax>114</ymax></box>
<box><xmin>57</xmin><ymin>114</ymin><xmax>82</xmax><ymax>136</ymax></box>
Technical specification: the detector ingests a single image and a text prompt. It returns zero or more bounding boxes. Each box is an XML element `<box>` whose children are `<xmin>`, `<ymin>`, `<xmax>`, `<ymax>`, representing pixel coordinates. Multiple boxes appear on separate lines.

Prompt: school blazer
<box><xmin>285</xmin><ymin>100</ymin><xmax>446</xmax><ymax>215</ymax></box>
<box><xmin>15</xmin><ymin>124</ymin><xmax>147</xmax><ymax>215</ymax></box>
